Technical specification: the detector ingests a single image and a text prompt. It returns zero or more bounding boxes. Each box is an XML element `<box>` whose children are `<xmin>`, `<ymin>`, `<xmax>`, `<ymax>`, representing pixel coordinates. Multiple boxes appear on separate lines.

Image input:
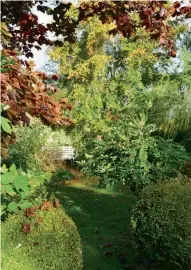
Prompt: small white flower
<box><xmin>15</xmin><ymin>243</ymin><xmax>22</xmax><ymax>249</ymax></box>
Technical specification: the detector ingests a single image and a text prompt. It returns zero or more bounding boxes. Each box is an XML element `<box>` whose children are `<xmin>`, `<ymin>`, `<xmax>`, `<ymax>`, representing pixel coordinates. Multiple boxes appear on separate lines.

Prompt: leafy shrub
<box><xmin>148</xmin><ymin>137</ymin><xmax>190</xmax><ymax>180</ymax></box>
<box><xmin>26</xmin><ymin>171</ymin><xmax>52</xmax><ymax>206</ymax></box>
<box><xmin>50</xmin><ymin>169</ymin><xmax>74</xmax><ymax>186</ymax></box>
<box><xmin>80</xmin><ymin>134</ymin><xmax>189</xmax><ymax>192</ymax></box>
<box><xmin>1</xmin><ymin>164</ymin><xmax>32</xmax><ymax>219</ymax></box>
<box><xmin>54</xmin><ymin>169</ymin><xmax>74</xmax><ymax>181</ymax></box>
<box><xmin>1</xmin><ymin>164</ymin><xmax>52</xmax><ymax>220</ymax></box>
<box><xmin>8</xmin><ymin>119</ymin><xmax>50</xmax><ymax>172</ymax></box>
<box><xmin>1</xmin><ymin>103</ymin><xmax>13</xmax><ymax>158</ymax></box>
<box><xmin>9</xmin><ymin>118</ymin><xmax>72</xmax><ymax>172</ymax></box>
<box><xmin>131</xmin><ymin>180</ymin><xmax>191</xmax><ymax>266</ymax></box>
<box><xmin>2</xmin><ymin>207</ymin><xmax>83</xmax><ymax>270</ymax></box>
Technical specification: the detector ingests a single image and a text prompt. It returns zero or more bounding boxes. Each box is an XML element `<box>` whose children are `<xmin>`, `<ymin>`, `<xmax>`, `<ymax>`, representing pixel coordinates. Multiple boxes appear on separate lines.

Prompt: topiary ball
<box><xmin>2</xmin><ymin>207</ymin><xmax>83</xmax><ymax>270</ymax></box>
<box><xmin>131</xmin><ymin>181</ymin><xmax>191</xmax><ymax>267</ymax></box>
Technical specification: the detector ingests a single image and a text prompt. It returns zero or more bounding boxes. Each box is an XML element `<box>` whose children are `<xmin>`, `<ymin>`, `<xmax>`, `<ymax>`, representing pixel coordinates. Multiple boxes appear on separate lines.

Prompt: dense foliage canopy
<box><xmin>1</xmin><ymin>1</ymin><xmax>191</xmax><ymax>56</ymax></box>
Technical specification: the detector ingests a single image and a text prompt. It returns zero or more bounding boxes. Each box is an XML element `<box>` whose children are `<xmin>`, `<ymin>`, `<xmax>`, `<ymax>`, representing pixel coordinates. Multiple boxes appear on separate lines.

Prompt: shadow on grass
<box><xmin>48</xmin><ymin>183</ymin><xmax>137</xmax><ymax>270</ymax></box>
<box><xmin>46</xmin><ymin>177</ymin><xmax>187</xmax><ymax>270</ymax></box>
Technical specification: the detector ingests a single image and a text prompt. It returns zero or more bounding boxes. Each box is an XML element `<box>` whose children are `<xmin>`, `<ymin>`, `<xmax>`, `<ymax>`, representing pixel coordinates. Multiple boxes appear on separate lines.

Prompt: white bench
<box><xmin>41</xmin><ymin>146</ymin><xmax>76</xmax><ymax>162</ymax></box>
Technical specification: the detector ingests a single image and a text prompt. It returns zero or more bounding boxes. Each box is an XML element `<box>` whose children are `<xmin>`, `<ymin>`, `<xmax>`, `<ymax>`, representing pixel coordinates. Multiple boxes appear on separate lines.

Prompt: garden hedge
<box><xmin>131</xmin><ymin>180</ymin><xmax>191</xmax><ymax>267</ymax></box>
<box><xmin>2</xmin><ymin>207</ymin><xmax>83</xmax><ymax>270</ymax></box>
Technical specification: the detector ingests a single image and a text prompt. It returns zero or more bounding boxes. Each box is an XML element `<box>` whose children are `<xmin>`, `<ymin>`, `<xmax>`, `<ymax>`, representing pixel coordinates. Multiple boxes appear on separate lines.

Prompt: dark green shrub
<box><xmin>1</xmin><ymin>164</ymin><xmax>32</xmax><ymax>219</ymax></box>
<box><xmin>131</xmin><ymin>180</ymin><xmax>191</xmax><ymax>266</ymax></box>
<box><xmin>80</xmin><ymin>135</ymin><xmax>189</xmax><ymax>192</ymax></box>
<box><xmin>2</xmin><ymin>207</ymin><xmax>83</xmax><ymax>270</ymax></box>
<box><xmin>50</xmin><ymin>169</ymin><xmax>74</xmax><ymax>185</ymax></box>
<box><xmin>1</xmin><ymin>165</ymin><xmax>52</xmax><ymax>220</ymax></box>
<box><xmin>55</xmin><ymin>169</ymin><xmax>74</xmax><ymax>180</ymax></box>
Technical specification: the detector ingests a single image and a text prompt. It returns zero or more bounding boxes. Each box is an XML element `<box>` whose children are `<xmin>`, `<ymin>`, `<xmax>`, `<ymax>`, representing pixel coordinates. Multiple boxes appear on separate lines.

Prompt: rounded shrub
<box><xmin>54</xmin><ymin>169</ymin><xmax>74</xmax><ymax>181</ymax></box>
<box><xmin>2</xmin><ymin>207</ymin><xmax>83</xmax><ymax>270</ymax></box>
<box><xmin>131</xmin><ymin>180</ymin><xmax>191</xmax><ymax>267</ymax></box>
<box><xmin>50</xmin><ymin>169</ymin><xmax>74</xmax><ymax>186</ymax></box>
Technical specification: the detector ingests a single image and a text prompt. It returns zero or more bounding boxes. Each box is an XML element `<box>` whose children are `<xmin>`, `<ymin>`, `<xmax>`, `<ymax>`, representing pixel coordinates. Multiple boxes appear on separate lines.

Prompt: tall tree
<box><xmin>1</xmin><ymin>1</ymin><xmax>191</xmax><ymax>57</ymax></box>
<box><xmin>78</xmin><ymin>1</ymin><xmax>191</xmax><ymax>57</ymax></box>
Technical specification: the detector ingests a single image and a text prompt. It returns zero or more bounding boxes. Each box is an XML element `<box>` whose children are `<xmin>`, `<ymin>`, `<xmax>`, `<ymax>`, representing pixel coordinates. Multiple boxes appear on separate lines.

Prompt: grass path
<box><xmin>50</xmin><ymin>168</ymin><xmax>137</xmax><ymax>270</ymax></box>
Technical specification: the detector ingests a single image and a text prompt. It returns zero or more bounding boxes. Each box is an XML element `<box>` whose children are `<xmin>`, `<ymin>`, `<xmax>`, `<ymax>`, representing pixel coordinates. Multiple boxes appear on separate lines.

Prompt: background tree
<box><xmin>1</xmin><ymin>1</ymin><xmax>191</xmax><ymax>57</ymax></box>
<box><xmin>49</xmin><ymin>5</ymin><xmax>191</xmax><ymax>190</ymax></box>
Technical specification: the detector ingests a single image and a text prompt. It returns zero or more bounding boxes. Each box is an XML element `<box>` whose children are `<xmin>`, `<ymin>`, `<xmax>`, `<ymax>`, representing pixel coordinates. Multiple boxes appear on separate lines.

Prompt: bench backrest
<box><xmin>41</xmin><ymin>146</ymin><xmax>75</xmax><ymax>161</ymax></box>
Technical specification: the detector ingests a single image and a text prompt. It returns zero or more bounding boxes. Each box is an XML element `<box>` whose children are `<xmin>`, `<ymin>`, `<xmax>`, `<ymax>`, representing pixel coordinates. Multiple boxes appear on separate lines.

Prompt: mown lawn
<box><xmin>49</xmin><ymin>172</ymin><xmax>137</xmax><ymax>270</ymax></box>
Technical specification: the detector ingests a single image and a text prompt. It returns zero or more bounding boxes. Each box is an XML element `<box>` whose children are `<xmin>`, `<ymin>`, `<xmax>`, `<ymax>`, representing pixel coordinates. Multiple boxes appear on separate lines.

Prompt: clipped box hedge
<box><xmin>132</xmin><ymin>180</ymin><xmax>191</xmax><ymax>267</ymax></box>
<box><xmin>2</xmin><ymin>207</ymin><xmax>83</xmax><ymax>270</ymax></box>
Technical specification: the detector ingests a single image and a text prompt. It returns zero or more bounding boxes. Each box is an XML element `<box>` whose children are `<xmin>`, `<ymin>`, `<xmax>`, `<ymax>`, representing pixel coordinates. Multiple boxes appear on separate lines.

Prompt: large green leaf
<box><xmin>14</xmin><ymin>175</ymin><xmax>29</xmax><ymax>192</ymax></box>
<box><xmin>9</xmin><ymin>164</ymin><xmax>17</xmax><ymax>174</ymax></box>
<box><xmin>1</xmin><ymin>172</ymin><xmax>15</xmax><ymax>184</ymax></box>
<box><xmin>1</xmin><ymin>184</ymin><xmax>15</xmax><ymax>195</ymax></box>
<box><xmin>7</xmin><ymin>202</ymin><xmax>18</xmax><ymax>212</ymax></box>
<box><xmin>1</xmin><ymin>116</ymin><xmax>12</xmax><ymax>134</ymax></box>
<box><xmin>1</xmin><ymin>164</ymin><xmax>8</xmax><ymax>174</ymax></box>
<box><xmin>19</xmin><ymin>201</ymin><xmax>32</xmax><ymax>209</ymax></box>
<box><xmin>20</xmin><ymin>192</ymin><xmax>26</xmax><ymax>199</ymax></box>
<box><xmin>20</xmin><ymin>185</ymin><xmax>30</xmax><ymax>193</ymax></box>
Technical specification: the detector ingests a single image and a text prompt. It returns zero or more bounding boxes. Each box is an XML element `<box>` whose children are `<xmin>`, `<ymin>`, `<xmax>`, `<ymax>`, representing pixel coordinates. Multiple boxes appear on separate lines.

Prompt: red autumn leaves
<box><xmin>1</xmin><ymin>1</ymin><xmax>74</xmax><ymax>57</ymax></box>
<box><xmin>1</xmin><ymin>49</ymin><xmax>74</xmax><ymax>158</ymax></box>
<box><xmin>2</xmin><ymin>1</ymin><xmax>191</xmax><ymax>58</ymax></box>
<box><xmin>79</xmin><ymin>1</ymin><xmax>191</xmax><ymax>58</ymax></box>
<box><xmin>1</xmin><ymin>49</ymin><xmax>74</xmax><ymax>127</ymax></box>
<box><xmin>5</xmin><ymin>11</ymin><xmax>51</xmax><ymax>58</ymax></box>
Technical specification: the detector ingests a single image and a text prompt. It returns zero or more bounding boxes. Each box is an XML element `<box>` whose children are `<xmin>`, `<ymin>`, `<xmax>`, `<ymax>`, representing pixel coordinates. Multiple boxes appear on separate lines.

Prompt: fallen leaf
<box><xmin>25</xmin><ymin>206</ymin><xmax>37</xmax><ymax>217</ymax></box>
<box><xmin>40</xmin><ymin>200</ymin><xmax>53</xmax><ymax>211</ymax></box>
<box><xmin>21</xmin><ymin>223</ymin><xmax>31</xmax><ymax>234</ymax></box>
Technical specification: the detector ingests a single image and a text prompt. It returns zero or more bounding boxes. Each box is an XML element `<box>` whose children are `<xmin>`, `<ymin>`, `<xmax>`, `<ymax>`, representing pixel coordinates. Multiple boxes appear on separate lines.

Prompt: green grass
<box><xmin>49</xmin><ymin>177</ymin><xmax>137</xmax><ymax>270</ymax></box>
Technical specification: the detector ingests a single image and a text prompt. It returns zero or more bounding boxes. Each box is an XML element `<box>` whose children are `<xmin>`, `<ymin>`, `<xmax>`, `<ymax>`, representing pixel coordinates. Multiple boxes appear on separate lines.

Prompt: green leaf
<box><xmin>21</xmin><ymin>185</ymin><xmax>30</xmax><ymax>193</ymax></box>
<box><xmin>9</xmin><ymin>164</ymin><xmax>17</xmax><ymax>174</ymax></box>
<box><xmin>1</xmin><ymin>172</ymin><xmax>15</xmax><ymax>184</ymax></box>
<box><xmin>1</xmin><ymin>116</ymin><xmax>12</xmax><ymax>134</ymax></box>
<box><xmin>2</xmin><ymin>184</ymin><xmax>16</xmax><ymax>195</ymax></box>
<box><xmin>1</xmin><ymin>164</ymin><xmax>8</xmax><ymax>174</ymax></box>
<box><xmin>7</xmin><ymin>202</ymin><xmax>18</xmax><ymax>212</ymax></box>
<box><xmin>19</xmin><ymin>201</ymin><xmax>32</xmax><ymax>209</ymax></box>
<box><xmin>14</xmin><ymin>175</ymin><xmax>29</xmax><ymax>192</ymax></box>
<box><xmin>20</xmin><ymin>192</ymin><xmax>26</xmax><ymax>199</ymax></box>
